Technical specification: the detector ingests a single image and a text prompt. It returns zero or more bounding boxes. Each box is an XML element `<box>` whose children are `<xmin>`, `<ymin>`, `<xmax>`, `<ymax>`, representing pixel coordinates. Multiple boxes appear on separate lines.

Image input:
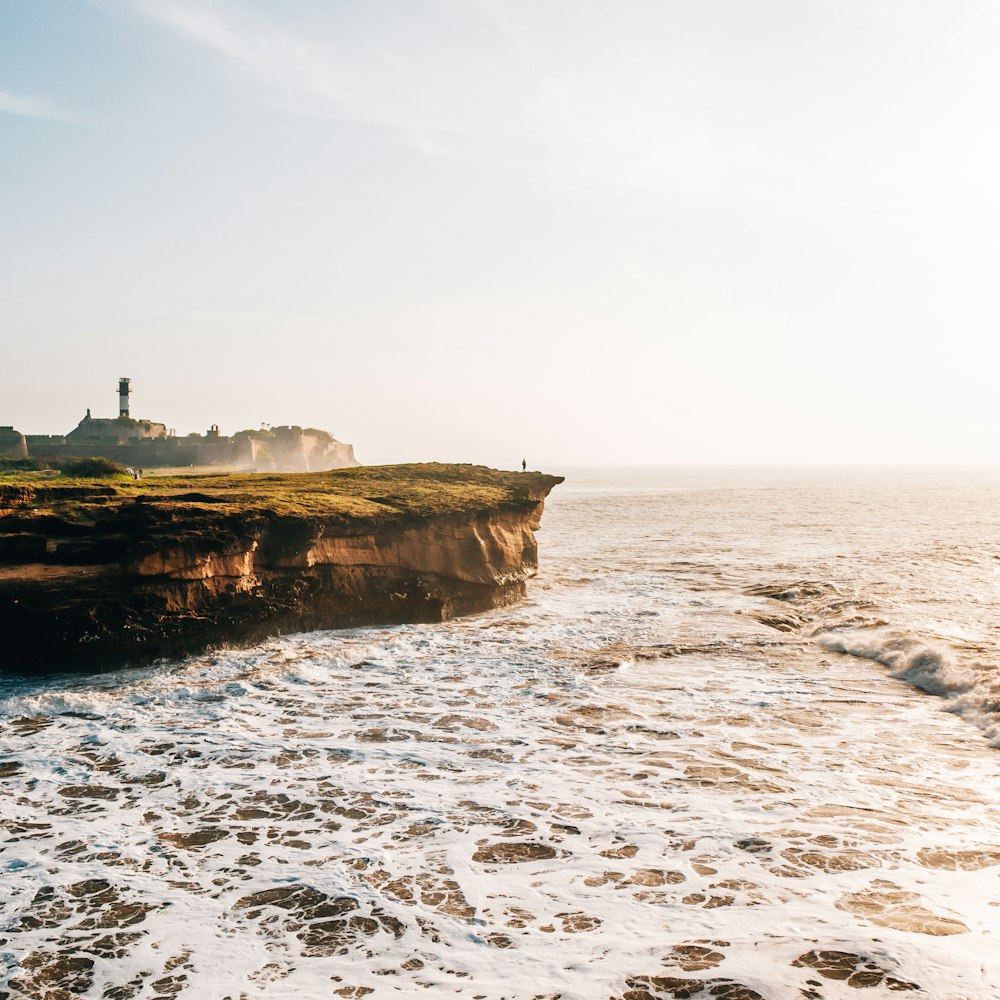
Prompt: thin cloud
<box><xmin>0</xmin><ymin>89</ymin><xmax>72</xmax><ymax>122</ymax></box>
<box><xmin>134</xmin><ymin>0</ymin><xmax>958</xmax><ymax>210</ymax></box>
<box><xmin>136</xmin><ymin>1</ymin><xmax>381</xmax><ymax>126</ymax></box>
<box><xmin>130</xmin><ymin>1</ymin><xmax>571</xmax><ymax>170</ymax></box>
<box><xmin>125</xmin><ymin>0</ymin><xmax>762</xmax><ymax>204</ymax></box>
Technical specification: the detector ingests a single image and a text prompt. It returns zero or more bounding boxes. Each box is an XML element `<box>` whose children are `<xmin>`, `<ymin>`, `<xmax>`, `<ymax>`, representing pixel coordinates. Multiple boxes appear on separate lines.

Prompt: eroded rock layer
<box><xmin>0</xmin><ymin>465</ymin><xmax>562</xmax><ymax>672</ymax></box>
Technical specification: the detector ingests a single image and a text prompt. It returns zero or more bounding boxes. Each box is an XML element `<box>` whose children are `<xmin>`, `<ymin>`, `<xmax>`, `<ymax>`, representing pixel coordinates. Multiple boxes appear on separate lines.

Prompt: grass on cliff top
<box><xmin>0</xmin><ymin>463</ymin><xmax>562</xmax><ymax>525</ymax></box>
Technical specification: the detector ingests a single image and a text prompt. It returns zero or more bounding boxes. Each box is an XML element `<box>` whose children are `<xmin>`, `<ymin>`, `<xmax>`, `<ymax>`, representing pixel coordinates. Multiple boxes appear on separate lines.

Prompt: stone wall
<box><xmin>23</xmin><ymin>437</ymin><xmax>255</xmax><ymax>469</ymax></box>
<box><xmin>0</xmin><ymin>427</ymin><xmax>27</xmax><ymax>460</ymax></box>
<box><xmin>9</xmin><ymin>423</ymin><xmax>357</xmax><ymax>472</ymax></box>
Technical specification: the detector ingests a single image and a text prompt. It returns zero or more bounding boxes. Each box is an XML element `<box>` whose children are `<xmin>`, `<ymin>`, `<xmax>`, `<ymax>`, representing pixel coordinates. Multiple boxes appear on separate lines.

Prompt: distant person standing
<box><xmin>521</xmin><ymin>459</ymin><xmax>526</xmax><ymax>472</ymax></box>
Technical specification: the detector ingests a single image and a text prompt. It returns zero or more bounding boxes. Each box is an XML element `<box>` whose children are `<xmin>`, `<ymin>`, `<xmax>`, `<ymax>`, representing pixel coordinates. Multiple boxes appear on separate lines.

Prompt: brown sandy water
<box><xmin>1</xmin><ymin>467</ymin><xmax>999</xmax><ymax>998</ymax></box>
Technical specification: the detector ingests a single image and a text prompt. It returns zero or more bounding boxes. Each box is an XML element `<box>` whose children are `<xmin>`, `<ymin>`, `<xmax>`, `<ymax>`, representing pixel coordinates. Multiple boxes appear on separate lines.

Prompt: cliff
<box><xmin>0</xmin><ymin>464</ymin><xmax>562</xmax><ymax>674</ymax></box>
<box><xmin>246</xmin><ymin>427</ymin><xmax>359</xmax><ymax>472</ymax></box>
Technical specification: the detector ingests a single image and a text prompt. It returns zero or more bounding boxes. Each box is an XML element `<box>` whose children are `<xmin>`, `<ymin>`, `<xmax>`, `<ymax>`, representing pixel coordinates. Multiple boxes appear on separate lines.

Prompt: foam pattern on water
<box><xmin>3</xmin><ymin>627</ymin><xmax>1000</xmax><ymax>999</ymax></box>
<box><xmin>2</xmin><ymin>467</ymin><xmax>1000</xmax><ymax>999</ymax></box>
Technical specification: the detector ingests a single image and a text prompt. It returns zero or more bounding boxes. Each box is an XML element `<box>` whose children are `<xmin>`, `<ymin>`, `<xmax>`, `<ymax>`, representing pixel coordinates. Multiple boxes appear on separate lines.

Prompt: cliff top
<box><xmin>0</xmin><ymin>463</ymin><xmax>564</xmax><ymax>531</ymax></box>
<box><xmin>0</xmin><ymin>464</ymin><xmax>563</xmax><ymax>671</ymax></box>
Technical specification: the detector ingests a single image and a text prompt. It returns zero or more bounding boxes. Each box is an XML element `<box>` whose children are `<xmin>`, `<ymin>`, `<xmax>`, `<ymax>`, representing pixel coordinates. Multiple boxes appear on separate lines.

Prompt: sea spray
<box><xmin>818</xmin><ymin>627</ymin><xmax>1000</xmax><ymax>745</ymax></box>
<box><xmin>3</xmin><ymin>467</ymin><xmax>1000</xmax><ymax>998</ymax></box>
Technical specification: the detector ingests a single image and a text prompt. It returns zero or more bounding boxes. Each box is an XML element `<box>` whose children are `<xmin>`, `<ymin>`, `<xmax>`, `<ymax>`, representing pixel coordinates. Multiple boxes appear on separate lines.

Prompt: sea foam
<box><xmin>3</xmin><ymin>467</ymin><xmax>1000</xmax><ymax>998</ymax></box>
<box><xmin>818</xmin><ymin>627</ymin><xmax>1000</xmax><ymax>745</ymax></box>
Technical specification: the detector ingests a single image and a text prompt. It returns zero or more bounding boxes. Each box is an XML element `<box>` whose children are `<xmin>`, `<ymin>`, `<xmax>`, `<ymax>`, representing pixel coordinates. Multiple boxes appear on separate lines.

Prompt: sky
<box><xmin>2</xmin><ymin>0</ymin><xmax>999</xmax><ymax>467</ymax></box>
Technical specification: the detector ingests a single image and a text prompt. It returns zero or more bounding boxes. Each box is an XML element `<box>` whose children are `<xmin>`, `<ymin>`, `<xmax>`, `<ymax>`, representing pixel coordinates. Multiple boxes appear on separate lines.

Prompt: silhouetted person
<box><xmin>521</xmin><ymin>459</ymin><xmax>526</xmax><ymax>472</ymax></box>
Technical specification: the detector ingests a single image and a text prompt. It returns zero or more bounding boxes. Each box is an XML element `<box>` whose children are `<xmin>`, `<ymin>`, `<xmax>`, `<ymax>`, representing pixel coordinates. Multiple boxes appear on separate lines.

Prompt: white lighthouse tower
<box><xmin>119</xmin><ymin>377</ymin><xmax>131</xmax><ymax>418</ymax></box>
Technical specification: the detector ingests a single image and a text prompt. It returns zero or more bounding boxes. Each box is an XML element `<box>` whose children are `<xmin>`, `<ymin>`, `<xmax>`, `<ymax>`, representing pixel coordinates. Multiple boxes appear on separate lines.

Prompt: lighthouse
<box><xmin>119</xmin><ymin>377</ymin><xmax>131</xmax><ymax>418</ymax></box>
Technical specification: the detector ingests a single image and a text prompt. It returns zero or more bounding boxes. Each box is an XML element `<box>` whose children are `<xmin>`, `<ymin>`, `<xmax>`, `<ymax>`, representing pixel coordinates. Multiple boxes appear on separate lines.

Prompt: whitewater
<box><xmin>1</xmin><ymin>467</ymin><xmax>999</xmax><ymax>999</ymax></box>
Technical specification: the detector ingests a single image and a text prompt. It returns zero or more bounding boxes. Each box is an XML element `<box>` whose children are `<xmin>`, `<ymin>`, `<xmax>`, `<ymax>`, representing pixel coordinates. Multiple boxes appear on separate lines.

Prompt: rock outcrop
<box><xmin>0</xmin><ymin>464</ymin><xmax>562</xmax><ymax>673</ymax></box>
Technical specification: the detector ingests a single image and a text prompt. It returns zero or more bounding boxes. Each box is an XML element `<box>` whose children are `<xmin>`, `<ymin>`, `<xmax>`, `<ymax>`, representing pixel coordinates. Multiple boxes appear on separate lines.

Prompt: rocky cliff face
<box><xmin>248</xmin><ymin>429</ymin><xmax>359</xmax><ymax>472</ymax></box>
<box><xmin>0</xmin><ymin>465</ymin><xmax>561</xmax><ymax>673</ymax></box>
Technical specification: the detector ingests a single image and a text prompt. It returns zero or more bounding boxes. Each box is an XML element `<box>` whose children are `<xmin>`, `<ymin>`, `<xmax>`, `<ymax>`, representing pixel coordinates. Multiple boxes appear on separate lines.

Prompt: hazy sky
<box><xmin>2</xmin><ymin>1</ymin><xmax>999</xmax><ymax>467</ymax></box>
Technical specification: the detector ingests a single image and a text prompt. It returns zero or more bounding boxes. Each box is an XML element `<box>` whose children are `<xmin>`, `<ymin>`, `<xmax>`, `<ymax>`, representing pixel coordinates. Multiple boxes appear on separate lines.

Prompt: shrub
<box><xmin>58</xmin><ymin>456</ymin><xmax>127</xmax><ymax>478</ymax></box>
<box><xmin>302</xmin><ymin>428</ymin><xmax>336</xmax><ymax>442</ymax></box>
<box><xmin>0</xmin><ymin>457</ymin><xmax>50</xmax><ymax>473</ymax></box>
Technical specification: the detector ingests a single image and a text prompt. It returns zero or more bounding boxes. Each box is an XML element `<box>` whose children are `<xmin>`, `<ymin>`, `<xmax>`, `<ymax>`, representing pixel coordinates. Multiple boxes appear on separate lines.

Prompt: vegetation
<box><xmin>0</xmin><ymin>458</ymin><xmax>43</xmax><ymax>474</ymax></box>
<box><xmin>233</xmin><ymin>426</ymin><xmax>337</xmax><ymax>442</ymax></box>
<box><xmin>0</xmin><ymin>456</ymin><xmax>127</xmax><ymax>479</ymax></box>
<box><xmin>302</xmin><ymin>428</ymin><xmax>337</xmax><ymax>442</ymax></box>
<box><xmin>59</xmin><ymin>457</ymin><xmax>128</xmax><ymax>478</ymax></box>
<box><xmin>0</xmin><ymin>463</ymin><xmax>562</xmax><ymax>529</ymax></box>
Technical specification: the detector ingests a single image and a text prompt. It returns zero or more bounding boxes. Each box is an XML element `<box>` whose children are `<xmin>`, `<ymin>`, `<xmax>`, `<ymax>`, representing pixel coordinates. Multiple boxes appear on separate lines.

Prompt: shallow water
<box><xmin>2</xmin><ymin>467</ymin><xmax>999</xmax><ymax>999</ymax></box>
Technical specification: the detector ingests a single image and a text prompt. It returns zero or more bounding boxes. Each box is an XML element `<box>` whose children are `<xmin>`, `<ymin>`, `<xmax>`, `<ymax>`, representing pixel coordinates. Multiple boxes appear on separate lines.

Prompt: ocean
<box><xmin>2</xmin><ymin>467</ymin><xmax>999</xmax><ymax>999</ymax></box>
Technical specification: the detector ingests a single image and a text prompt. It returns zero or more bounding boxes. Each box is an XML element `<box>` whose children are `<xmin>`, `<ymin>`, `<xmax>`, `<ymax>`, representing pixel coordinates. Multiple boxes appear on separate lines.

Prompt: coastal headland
<box><xmin>0</xmin><ymin>464</ymin><xmax>562</xmax><ymax>673</ymax></box>
<box><xmin>1</xmin><ymin>377</ymin><xmax>360</xmax><ymax>473</ymax></box>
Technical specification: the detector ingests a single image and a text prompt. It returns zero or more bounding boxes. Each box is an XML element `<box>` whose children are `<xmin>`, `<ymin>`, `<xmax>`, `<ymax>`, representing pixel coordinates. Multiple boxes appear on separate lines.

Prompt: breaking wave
<box><xmin>818</xmin><ymin>628</ymin><xmax>1000</xmax><ymax>745</ymax></box>
<box><xmin>3</xmin><ymin>466</ymin><xmax>1000</xmax><ymax>997</ymax></box>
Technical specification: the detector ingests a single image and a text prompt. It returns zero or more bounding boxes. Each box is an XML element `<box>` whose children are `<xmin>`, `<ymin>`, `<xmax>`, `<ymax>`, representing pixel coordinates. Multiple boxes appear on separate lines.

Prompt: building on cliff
<box><xmin>7</xmin><ymin>378</ymin><xmax>359</xmax><ymax>472</ymax></box>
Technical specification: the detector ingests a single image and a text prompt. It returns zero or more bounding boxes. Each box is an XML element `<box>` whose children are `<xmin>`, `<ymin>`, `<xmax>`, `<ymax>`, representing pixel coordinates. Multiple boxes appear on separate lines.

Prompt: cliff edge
<box><xmin>0</xmin><ymin>464</ymin><xmax>563</xmax><ymax>673</ymax></box>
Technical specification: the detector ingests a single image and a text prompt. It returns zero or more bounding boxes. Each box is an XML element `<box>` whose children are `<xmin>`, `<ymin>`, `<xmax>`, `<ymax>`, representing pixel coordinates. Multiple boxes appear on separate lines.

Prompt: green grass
<box><xmin>0</xmin><ymin>463</ymin><xmax>562</xmax><ymax>529</ymax></box>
